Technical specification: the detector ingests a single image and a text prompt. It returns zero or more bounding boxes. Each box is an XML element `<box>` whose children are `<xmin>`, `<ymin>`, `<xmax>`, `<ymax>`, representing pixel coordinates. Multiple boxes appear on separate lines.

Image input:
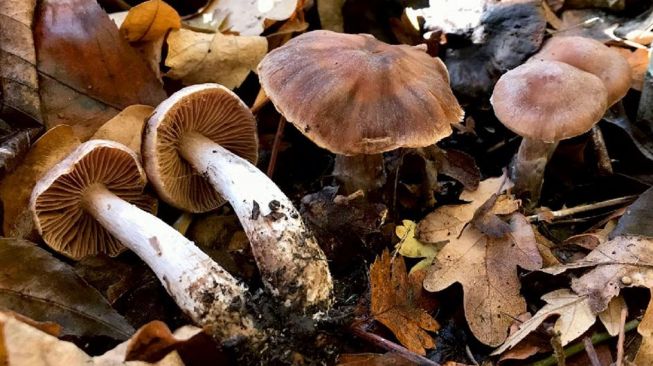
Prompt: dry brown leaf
<box><xmin>498</xmin><ymin>313</ymin><xmax>548</xmax><ymax>363</ymax></box>
<box><xmin>0</xmin><ymin>125</ymin><xmax>81</xmax><ymax>237</ymax></box>
<box><xmin>0</xmin><ymin>0</ymin><xmax>42</xmax><ymax>124</ymax></box>
<box><xmin>598</xmin><ymin>295</ymin><xmax>626</xmax><ymax>337</ymax></box>
<box><xmin>424</xmin><ymin>214</ymin><xmax>543</xmax><ymax>346</ymax></box>
<box><xmin>612</xmin><ymin>47</ymin><xmax>649</xmax><ymax>91</ymax></box>
<box><xmin>318</xmin><ymin>0</ymin><xmax>345</xmax><ymax>33</ymax></box>
<box><xmin>492</xmin><ymin>289</ymin><xmax>595</xmax><ymax>355</ymax></box>
<box><xmin>543</xmin><ymin>235</ymin><xmax>653</xmax><ymax>313</ymax></box>
<box><xmin>35</xmin><ymin>0</ymin><xmax>166</xmax><ymax>140</ymax></box>
<box><xmin>91</xmin><ymin>105</ymin><xmax>153</xmax><ymax>156</ymax></box>
<box><xmin>120</xmin><ymin>0</ymin><xmax>180</xmax><ymax>42</ymax></box>
<box><xmin>0</xmin><ymin>312</ymin><xmax>184</xmax><ymax>366</ymax></box>
<box><xmin>184</xmin><ymin>0</ymin><xmax>298</xmax><ymax>35</ymax></box>
<box><xmin>337</xmin><ymin>352</ymin><xmax>416</xmax><ymax>366</ymax></box>
<box><xmin>635</xmin><ymin>290</ymin><xmax>653</xmax><ymax>365</ymax></box>
<box><xmin>370</xmin><ymin>249</ymin><xmax>439</xmax><ymax>355</ymax></box>
<box><xmin>416</xmin><ymin>174</ymin><xmax>510</xmax><ymax>244</ymax></box>
<box><xmin>165</xmin><ymin>29</ymin><xmax>267</xmax><ymax>89</ymax></box>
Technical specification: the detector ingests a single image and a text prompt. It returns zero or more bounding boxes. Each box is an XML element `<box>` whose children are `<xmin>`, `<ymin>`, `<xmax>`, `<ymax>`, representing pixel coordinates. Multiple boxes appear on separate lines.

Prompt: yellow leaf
<box><xmin>395</xmin><ymin>220</ymin><xmax>441</xmax><ymax>273</ymax></box>
<box><xmin>91</xmin><ymin>105</ymin><xmax>154</xmax><ymax>157</ymax></box>
<box><xmin>120</xmin><ymin>0</ymin><xmax>181</xmax><ymax>42</ymax></box>
<box><xmin>165</xmin><ymin>29</ymin><xmax>268</xmax><ymax>89</ymax></box>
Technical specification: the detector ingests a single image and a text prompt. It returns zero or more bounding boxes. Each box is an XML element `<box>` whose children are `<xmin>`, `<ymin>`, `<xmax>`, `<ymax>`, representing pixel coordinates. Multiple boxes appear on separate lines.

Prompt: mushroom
<box><xmin>142</xmin><ymin>84</ymin><xmax>333</xmax><ymax>310</ymax></box>
<box><xmin>30</xmin><ymin>140</ymin><xmax>258</xmax><ymax>343</ymax></box>
<box><xmin>257</xmin><ymin>30</ymin><xmax>464</xmax><ymax>193</ymax></box>
<box><xmin>491</xmin><ymin>60</ymin><xmax>608</xmax><ymax>204</ymax></box>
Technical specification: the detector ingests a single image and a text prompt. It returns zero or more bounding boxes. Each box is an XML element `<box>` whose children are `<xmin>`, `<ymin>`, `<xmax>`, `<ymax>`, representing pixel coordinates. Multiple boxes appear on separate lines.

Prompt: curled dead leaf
<box><xmin>120</xmin><ymin>0</ymin><xmax>181</xmax><ymax>42</ymax></box>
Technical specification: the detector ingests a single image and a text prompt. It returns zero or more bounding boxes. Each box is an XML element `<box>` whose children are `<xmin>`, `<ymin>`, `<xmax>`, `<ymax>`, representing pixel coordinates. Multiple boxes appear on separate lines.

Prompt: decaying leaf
<box><xmin>165</xmin><ymin>29</ymin><xmax>267</xmax><ymax>89</ymax></box>
<box><xmin>91</xmin><ymin>105</ymin><xmax>154</xmax><ymax>156</ymax></box>
<box><xmin>184</xmin><ymin>0</ymin><xmax>298</xmax><ymax>36</ymax></box>
<box><xmin>634</xmin><ymin>290</ymin><xmax>653</xmax><ymax>365</ymax></box>
<box><xmin>35</xmin><ymin>0</ymin><xmax>166</xmax><ymax>140</ymax></box>
<box><xmin>336</xmin><ymin>352</ymin><xmax>416</xmax><ymax>366</ymax></box>
<box><xmin>318</xmin><ymin>0</ymin><xmax>346</xmax><ymax>33</ymax></box>
<box><xmin>492</xmin><ymin>289</ymin><xmax>595</xmax><ymax>355</ymax></box>
<box><xmin>0</xmin><ymin>312</ymin><xmax>183</xmax><ymax>366</ymax></box>
<box><xmin>424</xmin><ymin>214</ymin><xmax>543</xmax><ymax>346</ymax></box>
<box><xmin>612</xmin><ymin>47</ymin><xmax>648</xmax><ymax>91</ymax></box>
<box><xmin>0</xmin><ymin>125</ymin><xmax>80</xmax><ymax>237</ymax></box>
<box><xmin>416</xmin><ymin>174</ymin><xmax>510</xmax><ymax>244</ymax></box>
<box><xmin>598</xmin><ymin>295</ymin><xmax>626</xmax><ymax>336</ymax></box>
<box><xmin>370</xmin><ymin>249</ymin><xmax>439</xmax><ymax>355</ymax></box>
<box><xmin>120</xmin><ymin>0</ymin><xmax>181</xmax><ymax>42</ymax></box>
<box><xmin>395</xmin><ymin>220</ymin><xmax>442</xmax><ymax>273</ymax></box>
<box><xmin>0</xmin><ymin>127</ymin><xmax>41</xmax><ymax>180</ymax></box>
<box><xmin>0</xmin><ymin>0</ymin><xmax>42</xmax><ymax>124</ymax></box>
<box><xmin>0</xmin><ymin>238</ymin><xmax>134</xmax><ymax>340</ymax></box>
<box><xmin>498</xmin><ymin>313</ymin><xmax>548</xmax><ymax>363</ymax></box>
<box><xmin>543</xmin><ymin>235</ymin><xmax>653</xmax><ymax>313</ymax></box>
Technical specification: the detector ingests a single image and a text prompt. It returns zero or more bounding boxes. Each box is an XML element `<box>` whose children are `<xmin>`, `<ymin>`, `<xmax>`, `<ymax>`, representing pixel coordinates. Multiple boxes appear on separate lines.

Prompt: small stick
<box><xmin>527</xmin><ymin>195</ymin><xmax>638</xmax><ymax>222</ymax></box>
<box><xmin>616</xmin><ymin>307</ymin><xmax>628</xmax><ymax>366</ymax></box>
<box><xmin>590</xmin><ymin>125</ymin><xmax>613</xmax><ymax>176</ymax></box>
<box><xmin>582</xmin><ymin>337</ymin><xmax>602</xmax><ymax>366</ymax></box>
<box><xmin>266</xmin><ymin>115</ymin><xmax>286</xmax><ymax>177</ymax></box>
<box><xmin>350</xmin><ymin>322</ymin><xmax>440</xmax><ymax>366</ymax></box>
<box><xmin>529</xmin><ymin>319</ymin><xmax>640</xmax><ymax>366</ymax></box>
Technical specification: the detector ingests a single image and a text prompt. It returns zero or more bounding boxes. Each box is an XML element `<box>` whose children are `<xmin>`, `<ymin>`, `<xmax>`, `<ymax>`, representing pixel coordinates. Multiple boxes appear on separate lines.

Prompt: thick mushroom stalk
<box><xmin>180</xmin><ymin>132</ymin><xmax>333</xmax><ymax>309</ymax></box>
<box><xmin>510</xmin><ymin>138</ymin><xmax>558</xmax><ymax>204</ymax></box>
<box><xmin>31</xmin><ymin>140</ymin><xmax>259</xmax><ymax>343</ymax></box>
<box><xmin>142</xmin><ymin>84</ymin><xmax>333</xmax><ymax>310</ymax></box>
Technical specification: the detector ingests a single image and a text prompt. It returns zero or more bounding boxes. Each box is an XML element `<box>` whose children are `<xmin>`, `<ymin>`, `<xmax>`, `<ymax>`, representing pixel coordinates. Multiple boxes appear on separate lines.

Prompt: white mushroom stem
<box><xmin>180</xmin><ymin>132</ymin><xmax>333</xmax><ymax>310</ymax></box>
<box><xmin>510</xmin><ymin>137</ymin><xmax>559</xmax><ymax>205</ymax></box>
<box><xmin>82</xmin><ymin>184</ymin><xmax>259</xmax><ymax>342</ymax></box>
<box><xmin>333</xmin><ymin>154</ymin><xmax>386</xmax><ymax>194</ymax></box>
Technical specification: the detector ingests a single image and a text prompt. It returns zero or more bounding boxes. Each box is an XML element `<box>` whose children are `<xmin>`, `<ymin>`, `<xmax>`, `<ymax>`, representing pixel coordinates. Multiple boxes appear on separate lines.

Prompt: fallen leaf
<box><xmin>0</xmin><ymin>238</ymin><xmax>134</xmax><ymax>340</ymax></box>
<box><xmin>543</xmin><ymin>235</ymin><xmax>653</xmax><ymax>313</ymax></box>
<box><xmin>498</xmin><ymin>313</ymin><xmax>548</xmax><ymax>363</ymax></box>
<box><xmin>598</xmin><ymin>295</ymin><xmax>626</xmax><ymax>337</ymax></box>
<box><xmin>564</xmin><ymin>220</ymin><xmax>617</xmax><ymax>251</ymax></box>
<box><xmin>469</xmin><ymin>194</ymin><xmax>513</xmax><ymax>238</ymax></box>
<box><xmin>416</xmin><ymin>174</ymin><xmax>510</xmax><ymax>244</ymax></box>
<box><xmin>165</xmin><ymin>29</ymin><xmax>267</xmax><ymax>89</ymax></box>
<box><xmin>184</xmin><ymin>0</ymin><xmax>298</xmax><ymax>36</ymax></box>
<box><xmin>91</xmin><ymin>105</ymin><xmax>154</xmax><ymax>157</ymax></box>
<box><xmin>435</xmin><ymin>148</ymin><xmax>481</xmax><ymax>191</ymax></box>
<box><xmin>120</xmin><ymin>0</ymin><xmax>181</xmax><ymax>42</ymax></box>
<box><xmin>395</xmin><ymin>220</ymin><xmax>442</xmax><ymax>273</ymax></box>
<box><xmin>370</xmin><ymin>249</ymin><xmax>439</xmax><ymax>355</ymax></box>
<box><xmin>337</xmin><ymin>352</ymin><xmax>417</xmax><ymax>366</ymax></box>
<box><xmin>635</xmin><ymin>290</ymin><xmax>653</xmax><ymax>365</ymax></box>
<box><xmin>612</xmin><ymin>47</ymin><xmax>649</xmax><ymax>91</ymax></box>
<box><xmin>0</xmin><ymin>0</ymin><xmax>42</xmax><ymax>124</ymax></box>
<box><xmin>611</xmin><ymin>187</ymin><xmax>653</xmax><ymax>239</ymax></box>
<box><xmin>0</xmin><ymin>312</ymin><xmax>183</xmax><ymax>366</ymax></box>
<box><xmin>424</xmin><ymin>214</ymin><xmax>543</xmax><ymax>346</ymax></box>
<box><xmin>492</xmin><ymin>289</ymin><xmax>595</xmax><ymax>355</ymax></box>
<box><xmin>0</xmin><ymin>127</ymin><xmax>41</xmax><ymax>180</ymax></box>
<box><xmin>35</xmin><ymin>0</ymin><xmax>166</xmax><ymax>140</ymax></box>
<box><xmin>318</xmin><ymin>0</ymin><xmax>345</xmax><ymax>33</ymax></box>
<box><xmin>0</xmin><ymin>125</ymin><xmax>81</xmax><ymax>237</ymax></box>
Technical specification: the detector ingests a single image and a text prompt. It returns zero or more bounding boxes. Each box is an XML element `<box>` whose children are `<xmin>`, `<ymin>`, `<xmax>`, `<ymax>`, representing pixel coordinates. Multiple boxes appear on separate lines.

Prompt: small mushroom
<box><xmin>530</xmin><ymin>36</ymin><xmax>631</xmax><ymax>106</ymax></box>
<box><xmin>257</xmin><ymin>30</ymin><xmax>464</xmax><ymax>193</ymax></box>
<box><xmin>31</xmin><ymin>140</ymin><xmax>258</xmax><ymax>343</ymax></box>
<box><xmin>491</xmin><ymin>60</ymin><xmax>608</xmax><ymax>204</ymax></box>
<box><xmin>142</xmin><ymin>84</ymin><xmax>333</xmax><ymax>310</ymax></box>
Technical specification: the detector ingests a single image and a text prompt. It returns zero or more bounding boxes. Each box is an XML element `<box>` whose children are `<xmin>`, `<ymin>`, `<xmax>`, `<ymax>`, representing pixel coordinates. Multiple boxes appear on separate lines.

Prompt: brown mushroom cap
<box><xmin>531</xmin><ymin>36</ymin><xmax>631</xmax><ymax>106</ymax></box>
<box><xmin>30</xmin><ymin>140</ymin><xmax>155</xmax><ymax>260</ymax></box>
<box><xmin>142</xmin><ymin>84</ymin><xmax>258</xmax><ymax>213</ymax></box>
<box><xmin>257</xmin><ymin>30</ymin><xmax>464</xmax><ymax>155</ymax></box>
<box><xmin>491</xmin><ymin>60</ymin><xmax>608</xmax><ymax>142</ymax></box>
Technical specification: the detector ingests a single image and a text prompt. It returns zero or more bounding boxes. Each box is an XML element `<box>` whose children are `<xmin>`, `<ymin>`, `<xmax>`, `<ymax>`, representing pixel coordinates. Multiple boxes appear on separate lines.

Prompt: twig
<box><xmin>590</xmin><ymin>125</ymin><xmax>613</xmax><ymax>176</ymax></box>
<box><xmin>616</xmin><ymin>307</ymin><xmax>628</xmax><ymax>366</ymax></box>
<box><xmin>266</xmin><ymin>116</ymin><xmax>286</xmax><ymax>177</ymax></box>
<box><xmin>527</xmin><ymin>195</ymin><xmax>638</xmax><ymax>222</ymax></box>
<box><xmin>582</xmin><ymin>337</ymin><xmax>602</xmax><ymax>366</ymax></box>
<box><xmin>529</xmin><ymin>319</ymin><xmax>640</xmax><ymax>366</ymax></box>
<box><xmin>350</xmin><ymin>322</ymin><xmax>440</xmax><ymax>366</ymax></box>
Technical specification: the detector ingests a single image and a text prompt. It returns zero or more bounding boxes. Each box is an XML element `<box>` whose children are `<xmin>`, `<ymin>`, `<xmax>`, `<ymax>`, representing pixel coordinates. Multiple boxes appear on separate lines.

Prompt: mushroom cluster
<box><xmin>491</xmin><ymin>36</ymin><xmax>631</xmax><ymax>204</ymax></box>
<box><xmin>258</xmin><ymin>30</ymin><xmax>464</xmax><ymax>193</ymax></box>
<box><xmin>31</xmin><ymin>84</ymin><xmax>335</xmax><ymax>347</ymax></box>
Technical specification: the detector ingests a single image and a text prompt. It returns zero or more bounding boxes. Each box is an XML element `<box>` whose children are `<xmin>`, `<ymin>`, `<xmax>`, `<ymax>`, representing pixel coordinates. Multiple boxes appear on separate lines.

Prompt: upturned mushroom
<box><xmin>257</xmin><ymin>30</ymin><xmax>464</xmax><ymax>193</ymax></box>
<box><xmin>31</xmin><ymin>140</ymin><xmax>258</xmax><ymax>343</ymax></box>
<box><xmin>142</xmin><ymin>83</ymin><xmax>333</xmax><ymax>310</ymax></box>
<box><xmin>490</xmin><ymin>60</ymin><xmax>608</xmax><ymax>204</ymax></box>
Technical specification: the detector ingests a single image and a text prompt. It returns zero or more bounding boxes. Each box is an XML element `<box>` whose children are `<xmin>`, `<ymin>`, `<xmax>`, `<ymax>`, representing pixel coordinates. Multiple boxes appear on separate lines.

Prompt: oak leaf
<box><xmin>370</xmin><ymin>249</ymin><xmax>439</xmax><ymax>355</ymax></box>
<box><xmin>165</xmin><ymin>29</ymin><xmax>268</xmax><ymax>89</ymax></box>
<box><xmin>423</xmin><ymin>214</ymin><xmax>543</xmax><ymax>346</ymax></box>
<box><xmin>35</xmin><ymin>0</ymin><xmax>166</xmax><ymax>140</ymax></box>
<box><xmin>120</xmin><ymin>0</ymin><xmax>181</xmax><ymax>42</ymax></box>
